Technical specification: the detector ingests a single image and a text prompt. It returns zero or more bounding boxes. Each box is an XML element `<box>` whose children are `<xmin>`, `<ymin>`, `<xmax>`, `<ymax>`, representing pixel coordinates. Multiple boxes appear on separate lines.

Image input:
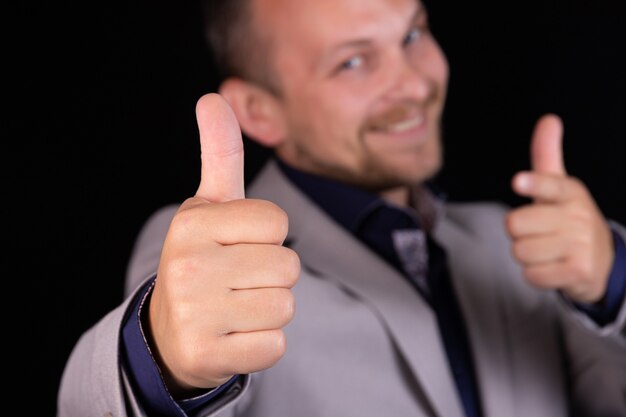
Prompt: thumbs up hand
<box><xmin>148</xmin><ymin>94</ymin><xmax>299</xmax><ymax>395</ymax></box>
<box><xmin>505</xmin><ymin>114</ymin><xmax>614</xmax><ymax>304</ymax></box>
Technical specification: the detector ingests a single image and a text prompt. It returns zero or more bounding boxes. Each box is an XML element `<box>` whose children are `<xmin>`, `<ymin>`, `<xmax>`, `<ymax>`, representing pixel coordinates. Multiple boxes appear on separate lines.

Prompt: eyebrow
<box><xmin>326</xmin><ymin>5</ymin><xmax>425</xmax><ymax>55</ymax></box>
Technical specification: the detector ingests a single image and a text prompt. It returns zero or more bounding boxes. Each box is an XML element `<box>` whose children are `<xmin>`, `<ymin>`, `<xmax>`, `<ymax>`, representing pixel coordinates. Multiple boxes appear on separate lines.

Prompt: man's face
<box><xmin>255</xmin><ymin>0</ymin><xmax>449</xmax><ymax>190</ymax></box>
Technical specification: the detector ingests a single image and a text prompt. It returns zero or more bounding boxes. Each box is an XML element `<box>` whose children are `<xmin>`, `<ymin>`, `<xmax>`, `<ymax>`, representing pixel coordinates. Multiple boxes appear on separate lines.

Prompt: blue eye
<box><xmin>403</xmin><ymin>28</ymin><xmax>422</xmax><ymax>46</ymax></box>
<box><xmin>340</xmin><ymin>55</ymin><xmax>364</xmax><ymax>71</ymax></box>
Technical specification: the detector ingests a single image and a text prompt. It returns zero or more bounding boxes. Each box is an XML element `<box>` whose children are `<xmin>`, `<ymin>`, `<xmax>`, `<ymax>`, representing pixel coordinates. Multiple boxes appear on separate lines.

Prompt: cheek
<box><xmin>305</xmin><ymin>89</ymin><xmax>370</xmax><ymax>140</ymax></box>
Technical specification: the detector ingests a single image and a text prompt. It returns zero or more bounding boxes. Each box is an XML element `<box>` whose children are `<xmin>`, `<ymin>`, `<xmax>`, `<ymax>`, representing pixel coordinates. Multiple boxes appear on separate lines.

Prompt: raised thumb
<box><xmin>195</xmin><ymin>93</ymin><xmax>245</xmax><ymax>202</ymax></box>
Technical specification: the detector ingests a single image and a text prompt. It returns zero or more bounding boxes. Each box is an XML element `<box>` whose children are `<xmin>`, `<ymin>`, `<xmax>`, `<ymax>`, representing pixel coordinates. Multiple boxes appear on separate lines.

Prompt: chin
<box><xmin>392</xmin><ymin>149</ymin><xmax>442</xmax><ymax>185</ymax></box>
<box><xmin>354</xmin><ymin>161</ymin><xmax>440</xmax><ymax>191</ymax></box>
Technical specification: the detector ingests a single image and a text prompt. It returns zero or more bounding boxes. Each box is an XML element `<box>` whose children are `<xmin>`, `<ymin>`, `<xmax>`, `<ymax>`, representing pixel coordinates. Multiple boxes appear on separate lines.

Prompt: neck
<box><xmin>380</xmin><ymin>186</ymin><xmax>410</xmax><ymax>207</ymax></box>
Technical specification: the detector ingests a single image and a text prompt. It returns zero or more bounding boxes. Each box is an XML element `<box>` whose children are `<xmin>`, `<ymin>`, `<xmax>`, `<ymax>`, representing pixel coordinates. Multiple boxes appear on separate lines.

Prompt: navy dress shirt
<box><xmin>121</xmin><ymin>156</ymin><xmax>626</xmax><ymax>416</ymax></box>
<box><xmin>276</xmin><ymin>158</ymin><xmax>484</xmax><ymax>417</ymax></box>
<box><xmin>121</xmin><ymin>278</ymin><xmax>241</xmax><ymax>417</ymax></box>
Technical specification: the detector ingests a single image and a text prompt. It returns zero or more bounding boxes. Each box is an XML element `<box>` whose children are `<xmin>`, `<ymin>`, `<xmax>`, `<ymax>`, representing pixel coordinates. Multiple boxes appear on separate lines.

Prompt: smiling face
<box><xmin>252</xmin><ymin>0</ymin><xmax>449</xmax><ymax>191</ymax></box>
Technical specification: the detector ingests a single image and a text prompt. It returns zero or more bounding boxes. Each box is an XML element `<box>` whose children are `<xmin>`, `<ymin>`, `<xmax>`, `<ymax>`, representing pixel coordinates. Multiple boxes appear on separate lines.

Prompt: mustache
<box><xmin>363</xmin><ymin>90</ymin><xmax>439</xmax><ymax>131</ymax></box>
<box><xmin>365</xmin><ymin>105</ymin><xmax>416</xmax><ymax>130</ymax></box>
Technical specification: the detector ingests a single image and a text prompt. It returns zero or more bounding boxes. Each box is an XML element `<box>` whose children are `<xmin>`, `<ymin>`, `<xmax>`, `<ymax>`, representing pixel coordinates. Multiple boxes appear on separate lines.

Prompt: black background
<box><xmin>11</xmin><ymin>0</ymin><xmax>626</xmax><ymax>414</ymax></box>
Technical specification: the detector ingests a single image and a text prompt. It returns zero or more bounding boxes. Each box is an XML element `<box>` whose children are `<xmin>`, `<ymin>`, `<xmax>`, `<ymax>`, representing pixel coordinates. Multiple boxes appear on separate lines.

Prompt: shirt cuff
<box><xmin>121</xmin><ymin>275</ymin><xmax>240</xmax><ymax>416</ymax></box>
<box><xmin>572</xmin><ymin>229</ymin><xmax>626</xmax><ymax>326</ymax></box>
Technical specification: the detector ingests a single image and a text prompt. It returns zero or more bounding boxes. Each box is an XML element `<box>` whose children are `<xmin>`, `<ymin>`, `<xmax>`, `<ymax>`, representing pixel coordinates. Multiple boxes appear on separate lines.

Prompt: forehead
<box><xmin>252</xmin><ymin>0</ymin><xmax>420</xmax><ymax>52</ymax></box>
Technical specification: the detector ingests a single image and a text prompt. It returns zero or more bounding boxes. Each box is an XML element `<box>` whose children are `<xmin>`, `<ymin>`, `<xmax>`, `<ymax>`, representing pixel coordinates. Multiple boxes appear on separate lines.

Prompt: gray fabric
<box><xmin>58</xmin><ymin>159</ymin><xmax>626</xmax><ymax>417</ymax></box>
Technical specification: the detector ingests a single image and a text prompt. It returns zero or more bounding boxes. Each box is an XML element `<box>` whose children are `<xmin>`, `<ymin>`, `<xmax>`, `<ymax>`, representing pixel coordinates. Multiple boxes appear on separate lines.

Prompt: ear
<box><xmin>218</xmin><ymin>78</ymin><xmax>287</xmax><ymax>148</ymax></box>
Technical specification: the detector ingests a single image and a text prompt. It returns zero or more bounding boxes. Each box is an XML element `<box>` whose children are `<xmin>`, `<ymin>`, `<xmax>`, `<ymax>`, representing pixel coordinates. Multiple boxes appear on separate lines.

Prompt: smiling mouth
<box><xmin>370</xmin><ymin>114</ymin><xmax>425</xmax><ymax>134</ymax></box>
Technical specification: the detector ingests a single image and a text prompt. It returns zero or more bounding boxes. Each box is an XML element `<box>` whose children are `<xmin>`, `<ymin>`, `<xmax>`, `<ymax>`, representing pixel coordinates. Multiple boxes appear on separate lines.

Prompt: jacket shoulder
<box><xmin>443</xmin><ymin>200</ymin><xmax>511</xmax><ymax>240</ymax></box>
<box><xmin>125</xmin><ymin>204</ymin><xmax>180</xmax><ymax>297</ymax></box>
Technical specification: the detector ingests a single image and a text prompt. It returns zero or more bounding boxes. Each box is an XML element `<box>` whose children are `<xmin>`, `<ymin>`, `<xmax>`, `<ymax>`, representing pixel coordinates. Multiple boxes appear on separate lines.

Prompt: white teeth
<box><xmin>383</xmin><ymin>115</ymin><xmax>424</xmax><ymax>133</ymax></box>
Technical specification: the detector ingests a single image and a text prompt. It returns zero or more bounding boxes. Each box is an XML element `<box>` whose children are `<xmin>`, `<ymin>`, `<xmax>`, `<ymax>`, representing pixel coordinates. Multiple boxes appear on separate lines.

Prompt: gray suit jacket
<box><xmin>58</xmin><ymin>160</ymin><xmax>626</xmax><ymax>417</ymax></box>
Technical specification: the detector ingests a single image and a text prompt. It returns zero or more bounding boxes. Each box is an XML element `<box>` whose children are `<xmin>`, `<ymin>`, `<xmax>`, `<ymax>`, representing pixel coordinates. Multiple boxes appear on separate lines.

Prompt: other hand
<box><xmin>506</xmin><ymin>114</ymin><xmax>614</xmax><ymax>304</ymax></box>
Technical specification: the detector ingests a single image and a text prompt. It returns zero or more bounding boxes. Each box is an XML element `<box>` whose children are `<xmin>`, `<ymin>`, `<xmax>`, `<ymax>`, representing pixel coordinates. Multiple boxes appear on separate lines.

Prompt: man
<box><xmin>58</xmin><ymin>0</ymin><xmax>626</xmax><ymax>416</ymax></box>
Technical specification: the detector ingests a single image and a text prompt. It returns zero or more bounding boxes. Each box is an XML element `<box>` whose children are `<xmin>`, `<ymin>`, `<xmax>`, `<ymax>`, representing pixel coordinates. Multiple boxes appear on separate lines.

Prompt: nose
<box><xmin>386</xmin><ymin>52</ymin><xmax>432</xmax><ymax>102</ymax></box>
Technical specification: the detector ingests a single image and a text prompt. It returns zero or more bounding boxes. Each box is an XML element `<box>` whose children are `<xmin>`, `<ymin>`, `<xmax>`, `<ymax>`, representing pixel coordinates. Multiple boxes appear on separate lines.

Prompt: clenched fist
<box><xmin>147</xmin><ymin>94</ymin><xmax>300</xmax><ymax>396</ymax></box>
<box><xmin>506</xmin><ymin>114</ymin><xmax>614</xmax><ymax>304</ymax></box>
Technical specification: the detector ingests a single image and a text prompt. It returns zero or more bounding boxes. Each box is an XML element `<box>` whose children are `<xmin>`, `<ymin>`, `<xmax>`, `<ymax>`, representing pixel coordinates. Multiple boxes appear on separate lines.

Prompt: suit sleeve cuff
<box><xmin>569</xmin><ymin>229</ymin><xmax>626</xmax><ymax>326</ymax></box>
<box><xmin>120</xmin><ymin>275</ymin><xmax>240</xmax><ymax>416</ymax></box>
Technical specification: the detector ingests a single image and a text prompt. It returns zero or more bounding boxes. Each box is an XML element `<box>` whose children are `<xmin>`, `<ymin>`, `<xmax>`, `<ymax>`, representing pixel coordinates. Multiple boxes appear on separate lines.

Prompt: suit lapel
<box><xmin>249</xmin><ymin>161</ymin><xmax>465</xmax><ymax>417</ymax></box>
<box><xmin>434</xmin><ymin>215</ymin><xmax>516</xmax><ymax>417</ymax></box>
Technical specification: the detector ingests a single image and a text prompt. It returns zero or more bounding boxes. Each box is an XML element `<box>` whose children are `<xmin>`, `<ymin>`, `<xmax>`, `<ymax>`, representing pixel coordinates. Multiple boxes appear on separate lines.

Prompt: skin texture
<box><xmin>254</xmin><ymin>0</ymin><xmax>449</xmax><ymax>194</ymax></box>
<box><xmin>148</xmin><ymin>94</ymin><xmax>299</xmax><ymax>395</ymax></box>
<box><xmin>147</xmin><ymin>0</ymin><xmax>616</xmax><ymax>395</ymax></box>
<box><xmin>506</xmin><ymin>114</ymin><xmax>614</xmax><ymax>303</ymax></box>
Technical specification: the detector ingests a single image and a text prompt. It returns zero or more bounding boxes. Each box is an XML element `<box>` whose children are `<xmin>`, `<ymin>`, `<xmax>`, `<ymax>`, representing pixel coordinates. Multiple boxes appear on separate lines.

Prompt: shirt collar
<box><xmin>274</xmin><ymin>156</ymin><xmax>446</xmax><ymax>234</ymax></box>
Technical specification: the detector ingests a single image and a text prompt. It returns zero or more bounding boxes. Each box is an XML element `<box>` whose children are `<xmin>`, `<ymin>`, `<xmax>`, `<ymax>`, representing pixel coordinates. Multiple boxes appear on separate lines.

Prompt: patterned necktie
<box><xmin>392</xmin><ymin>228</ymin><xmax>430</xmax><ymax>299</ymax></box>
<box><xmin>394</xmin><ymin>226</ymin><xmax>484</xmax><ymax>417</ymax></box>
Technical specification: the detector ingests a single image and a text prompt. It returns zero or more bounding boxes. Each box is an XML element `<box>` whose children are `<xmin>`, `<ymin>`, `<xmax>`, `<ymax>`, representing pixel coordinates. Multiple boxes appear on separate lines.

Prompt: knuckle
<box><xmin>523</xmin><ymin>266</ymin><xmax>544</xmax><ymax>287</ymax></box>
<box><xmin>265</xmin><ymin>201</ymin><xmax>289</xmax><ymax>241</ymax></box>
<box><xmin>277</xmin><ymin>290</ymin><xmax>296</xmax><ymax>323</ymax></box>
<box><xmin>179</xmin><ymin>196</ymin><xmax>201</xmax><ymax>211</ymax></box>
<box><xmin>266</xmin><ymin>288</ymin><xmax>295</xmax><ymax>323</ymax></box>
<box><xmin>504</xmin><ymin>212</ymin><xmax>515</xmax><ymax>234</ymax></box>
<box><xmin>251</xmin><ymin>330</ymin><xmax>287</xmax><ymax>368</ymax></box>
<box><xmin>268</xmin><ymin>201</ymin><xmax>289</xmax><ymax>224</ymax></box>
<box><xmin>568</xmin><ymin>258</ymin><xmax>592</xmax><ymax>282</ymax></box>
<box><xmin>511</xmin><ymin>241</ymin><xmax>525</xmax><ymax>262</ymax></box>
<box><xmin>282</xmin><ymin>247</ymin><xmax>301</xmax><ymax>286</ymax></box>
<box><xmin>245</xmin><ymin>199</ymin><xmax>289</xmax><ymax>243</ymax></box>
<box><xmin>169</xmin><ymin>206</ymin><xmax>201</xmax><ymax>237</ymax></box>
<box><xmin>505</xmin><ymin>212</ymin><xmax>518</xmax><ymax>235</ymax></box>
<box><xmin>270</xmin><ymin>330</ymin><xmax>287</xmax><ymax>360</ymax></box>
